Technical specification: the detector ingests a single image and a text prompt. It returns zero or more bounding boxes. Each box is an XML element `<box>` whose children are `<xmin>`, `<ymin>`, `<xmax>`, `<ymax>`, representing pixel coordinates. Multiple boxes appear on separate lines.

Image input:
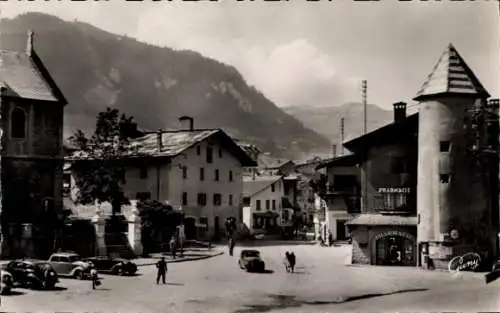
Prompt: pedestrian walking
<box><xmin>156</xmin><ymin>257</ymin><xmax>168</xmax><ymax>284</ymax></box>
<box><xmin>90</xmin><ymin>264</ymin><xmax>100</xmax><ymax>290</ymax></box>
<box><xmin>169</xmin><ymin>236</ymin><xmax>177</xmax><ymax>260</ymax></box>
<box><xmin>284</xmin><ymin>252</ymin><xmax>291</xmax><ymax>273</ymax></box>
<box><xmin>228</xmin><ymin>237</ymin><xmax>235</xmax><ymax>256</ymax></box>
<box><xmin>289</xmin><ymin>252</ymin><xmax>296</xmax><ymax>273</ymax></box>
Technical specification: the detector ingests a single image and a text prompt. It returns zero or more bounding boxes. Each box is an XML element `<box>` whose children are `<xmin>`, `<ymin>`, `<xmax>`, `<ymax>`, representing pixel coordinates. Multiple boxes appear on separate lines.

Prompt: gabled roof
<box><xmin>343</xmin><ymin>113</ymin><xmax>419</xmax><ymax>152</ymax></box>
<box><xmin>257</xmin><ymin>153</ymin><xmax>294</xmax><ymax>170</ymax></box>
<box><xmin>243</xmin><ymin>175</ymin><xmax>282</xmax><ymax>197</ymax></box>
<box><xmin>0</xmin><ymin>49</ymin><xmax>67</xmax><ymax>104</ymax></box>
<box><xmin>315</xmin><ymin>154</ymin><xmax>360</xmax><ymax>170</ymax></box>
<box><xmin>69</xmin><ymin>128</ymin><xmax>257</xmax><ymax>167</ymax></box>
<box><xmin>414</xmin><ymin>43</ymin><xmax>490</xmax><ymax>101</ymax></box>
<box><xmin>134</xmin><ymin>129</ymin><xmax>256</xmax><ymax>167</ymax></box>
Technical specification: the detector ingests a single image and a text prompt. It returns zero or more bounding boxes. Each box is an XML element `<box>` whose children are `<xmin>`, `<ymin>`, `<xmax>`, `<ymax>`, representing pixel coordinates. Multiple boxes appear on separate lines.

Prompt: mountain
<box><xmin>0</xmin><ymin>13</ymin><xmax>332</xmax><ymax>160</ymax></box>
<box><xmin>283</xmin><ymin>103</ymin><xmax>394</xmax><ymax>150</ymax></box>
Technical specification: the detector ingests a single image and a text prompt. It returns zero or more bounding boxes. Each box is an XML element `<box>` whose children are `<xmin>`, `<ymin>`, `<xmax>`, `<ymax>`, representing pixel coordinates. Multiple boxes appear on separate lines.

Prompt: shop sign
<box><xmin>374</xmin><ymin>230</ymin><xmax>415</xmax><ymax>242</ymax></box>
<box><xmin>377</xmin><ymin>187</ymin><xmax>411</xmax><ymax>193</ymax></box>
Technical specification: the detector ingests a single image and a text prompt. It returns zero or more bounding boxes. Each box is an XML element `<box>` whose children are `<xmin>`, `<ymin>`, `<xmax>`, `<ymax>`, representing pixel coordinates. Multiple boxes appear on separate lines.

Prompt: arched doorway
<box><xmin>375</xmin><ymin>232</ymin><xmax>416</xmax><ymax>266</ymax></box>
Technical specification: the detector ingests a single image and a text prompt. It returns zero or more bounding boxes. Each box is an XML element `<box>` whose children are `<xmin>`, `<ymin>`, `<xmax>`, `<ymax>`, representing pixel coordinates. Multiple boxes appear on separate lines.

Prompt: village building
<box><xmin>414</xmin><ymin>44</ymin><xmax>499</xmax><ymax>269</ymax></box>
<box><xmin>343</xmin><ymin>104</ymin><xmax>418</xmax><ymax>266</ymax></box>
<box><xmin>0</xmin><ymin>31</ymin><xmax>67</xmax><ymax>259</ymax></box>
<box><xmin>344</xmin><ymin>44</ymin><xmax>499</xmax><ymax>268</ymax></box>
<box><xmin>315</xmin><ymin>154</ymin><xmax>361</xmax><ymax>243</ymax></box>
<box><xmin>242</xmin><ymin>175</ymin><xmax>293</xmax><ymax>234</ymax></box>
<box><xmin>66</xmin><ymin>117</ymin><xmax>256</xmax><ymax>240</ymax></box>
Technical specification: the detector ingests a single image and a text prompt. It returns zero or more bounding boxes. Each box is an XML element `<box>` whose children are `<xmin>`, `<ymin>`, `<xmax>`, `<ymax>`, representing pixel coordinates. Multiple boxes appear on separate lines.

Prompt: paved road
<box><xmin>1</xmin><ymin>244</ymin><xmax>498</xmax><ymax>312</ymax></box>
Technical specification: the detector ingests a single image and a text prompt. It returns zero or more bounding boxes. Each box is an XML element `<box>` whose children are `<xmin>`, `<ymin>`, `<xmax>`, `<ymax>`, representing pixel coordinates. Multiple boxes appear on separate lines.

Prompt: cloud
<box><xmin>134</xmin><ymin>6</ymin><xmax>359</xmax><ymax>107</ymax></box>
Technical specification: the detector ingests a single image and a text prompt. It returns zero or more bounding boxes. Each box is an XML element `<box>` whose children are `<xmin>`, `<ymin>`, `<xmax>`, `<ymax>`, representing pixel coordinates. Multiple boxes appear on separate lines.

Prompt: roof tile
<box><xmin>0</xmin><ymin>50</ymin><xmax>60</xmax><ymax>102</ymax></box>
<box><xmin>414</xmin><ymin>44</ymin><xmax>490</xmax><ymax>100</ymax></box>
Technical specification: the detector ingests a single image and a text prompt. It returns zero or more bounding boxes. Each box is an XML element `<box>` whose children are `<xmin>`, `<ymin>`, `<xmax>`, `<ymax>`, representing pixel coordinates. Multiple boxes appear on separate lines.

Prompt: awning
<box><xmin>345</xmin><ymin>214</ymin><xmax>417</xmax><ymax>226</ymax></box>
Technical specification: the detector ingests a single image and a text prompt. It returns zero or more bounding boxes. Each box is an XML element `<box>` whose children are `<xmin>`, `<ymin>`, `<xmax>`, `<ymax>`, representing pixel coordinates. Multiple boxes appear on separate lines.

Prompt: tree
<box><xmin>137</xmin><ymin>200</ymin><xmax>184</xmax><ymax>255</ymax></box>
<box><xmin>69</xmin><ymin>108</ymin><xmax>137</xmax><ymax>216</ymax></box>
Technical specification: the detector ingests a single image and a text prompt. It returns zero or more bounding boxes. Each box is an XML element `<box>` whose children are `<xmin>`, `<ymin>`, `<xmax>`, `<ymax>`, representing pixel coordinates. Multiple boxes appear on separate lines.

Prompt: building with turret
<box><xmin>415</xmin><ymin>44</ymin><xmax>499</xmax><ymax>269</ymax></box>
<box><xmin>343</xmin><ymin>44</ymin><xmax>499</xmax><ymax>268</ymax></box>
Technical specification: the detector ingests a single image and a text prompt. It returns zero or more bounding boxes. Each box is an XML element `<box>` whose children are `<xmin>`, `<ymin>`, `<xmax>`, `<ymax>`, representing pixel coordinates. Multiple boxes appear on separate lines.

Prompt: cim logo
<box><xmin>448</xmin><ymin>252</ymin><xmax>481</xmax><ymax>273</ymax></box>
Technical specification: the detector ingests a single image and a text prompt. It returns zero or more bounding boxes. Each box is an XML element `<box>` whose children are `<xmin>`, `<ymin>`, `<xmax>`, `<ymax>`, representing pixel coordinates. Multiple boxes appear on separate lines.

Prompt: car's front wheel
<box><xmin>74</xmin><ymin>270</ymin><xmax>84</xmax><ymax>280</ymax></box>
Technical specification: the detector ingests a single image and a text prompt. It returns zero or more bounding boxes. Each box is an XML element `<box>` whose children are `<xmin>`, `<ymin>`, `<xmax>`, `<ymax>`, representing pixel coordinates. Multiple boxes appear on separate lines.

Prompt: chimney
<box><xmin>332</xmin><ymin>144</ymin><xmax>337</xmax><ymax>158</ymax></box>
<box><xmin>157</xmin><ymin>129</ymin><xmax>163</xmax><ymax>152</ymax></box>
<box><xmin>178</xmin><ymin>116</ymin><xmax>194</xmax><ymax>131</ymax></box>
<box><xmin>26</xmin><ymin>30</ymin><xmax>34</xmax><ymax>56</ymax></box>
<box><xmin>393</xmin><ymin>102</ymin><xmax>407</xmax><ymax>122</ymax></box>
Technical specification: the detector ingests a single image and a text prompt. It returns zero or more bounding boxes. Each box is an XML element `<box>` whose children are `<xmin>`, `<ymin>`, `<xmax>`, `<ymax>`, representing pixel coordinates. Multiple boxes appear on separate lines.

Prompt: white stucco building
<box><xmin>67</xmin><ymin>117</ymin><xmax>256</xmax><ymax>239</ymax></box>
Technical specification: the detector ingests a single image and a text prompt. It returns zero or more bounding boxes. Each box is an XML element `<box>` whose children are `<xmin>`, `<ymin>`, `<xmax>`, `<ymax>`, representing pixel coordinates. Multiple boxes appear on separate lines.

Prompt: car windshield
<box><xmin>243</xmin><ymin>251</ymin><xmax>260</xmax><ymax>258</ymax></box>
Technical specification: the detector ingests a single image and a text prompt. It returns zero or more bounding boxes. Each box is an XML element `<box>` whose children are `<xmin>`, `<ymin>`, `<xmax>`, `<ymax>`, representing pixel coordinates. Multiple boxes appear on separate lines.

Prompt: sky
<box><xmin>0</xmin><ymin>0</ymin><xmax>498</xmax><ymax>111</ymax></box>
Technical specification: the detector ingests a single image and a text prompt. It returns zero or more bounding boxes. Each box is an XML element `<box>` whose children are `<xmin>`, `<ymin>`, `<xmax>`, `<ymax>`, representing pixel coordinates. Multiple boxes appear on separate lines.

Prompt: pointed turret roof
<box><xmin>414</xmin><ymin>43</ymin><xmax>490</xmax><ymax>101</ymax></box>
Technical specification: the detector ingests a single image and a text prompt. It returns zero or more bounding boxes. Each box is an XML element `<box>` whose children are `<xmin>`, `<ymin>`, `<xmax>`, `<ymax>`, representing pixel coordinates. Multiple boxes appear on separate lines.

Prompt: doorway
<box><xmin>214</xmin><ymin>216</ymin><xmax>220</xmax><ymax>239</ymax></box>
<box><xmin>375</xmin><ymin>235</ymin><xmax>416</xmax><ymax>266</ymax></box>
<box><xmin>336</xmin><ymin>220</ymin><xmax>347</xmax><ymax>240</ymax></box>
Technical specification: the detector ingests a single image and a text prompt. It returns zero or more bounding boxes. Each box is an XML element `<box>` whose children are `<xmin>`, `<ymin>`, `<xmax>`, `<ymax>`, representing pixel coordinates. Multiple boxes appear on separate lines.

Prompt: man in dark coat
<box><xmin>289</xmin><ymin>252</ymin><xmax>296</xmax><ymax>273</ymax></box>
<box><xmin>229</xmin><ymin>237</ymin><xmax>235</xmax><ymax>256</ymax></box>
<box><xmin>156</xmin><ymin>257</ymin><xmax>168</xmax><ymax>284</ymax></box>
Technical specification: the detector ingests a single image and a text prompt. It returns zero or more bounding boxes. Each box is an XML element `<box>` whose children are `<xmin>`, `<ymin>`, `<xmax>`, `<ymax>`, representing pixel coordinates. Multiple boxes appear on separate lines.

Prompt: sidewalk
<box><xmin>135</xmin><ymin>248</ymin><xmax>224</xmax><ymax>266</ymax></box>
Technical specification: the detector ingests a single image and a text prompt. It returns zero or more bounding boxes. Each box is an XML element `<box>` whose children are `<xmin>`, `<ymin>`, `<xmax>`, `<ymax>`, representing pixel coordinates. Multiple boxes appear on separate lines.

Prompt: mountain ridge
<box><xmin>0</xmin><ymin>12</ymin><xmax>332</xmax><ymax>160</ymax></box>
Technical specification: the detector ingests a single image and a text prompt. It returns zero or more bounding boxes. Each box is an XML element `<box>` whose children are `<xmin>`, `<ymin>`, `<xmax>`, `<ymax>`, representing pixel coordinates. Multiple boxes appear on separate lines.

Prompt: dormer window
<box><xmin>11</xmin><ymin>107</ymin><xmax>27</xmax><ymax>139</ymax></box>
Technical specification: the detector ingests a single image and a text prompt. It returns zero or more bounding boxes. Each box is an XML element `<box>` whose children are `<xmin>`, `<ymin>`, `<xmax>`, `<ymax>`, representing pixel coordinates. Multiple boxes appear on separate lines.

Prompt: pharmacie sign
<box><xmin>374</xmin><ymin>230</ymin><xmax>415</xmax><ymax>242</ymax></box>
<box><xmin>377</xmin><ymin>187</ymin><xmax>411</xmax><ymax>193</ymax></box>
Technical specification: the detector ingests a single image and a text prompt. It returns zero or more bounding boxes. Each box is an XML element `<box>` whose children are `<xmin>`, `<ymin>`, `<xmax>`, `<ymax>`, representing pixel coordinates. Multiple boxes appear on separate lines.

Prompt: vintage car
<box><xmin>48</xmin><ymin>252</ymin><xmax>92</xmax><ymax>280</ymax></box>
<box><xmin>85</xmin><ymin>256</ymin><xmax>137</xmax><ymax>276</ymax></box>
<box><xmin>0</xmin><ymin>269</ymin><xmax>14</xmax><ymax>294</ymax></box>
<box><xmin>4</xmin><ymin>259</ymin><xmax>59</xmax><ymax>290</ymax></box>
<box><xmin>238</xmin><ymin>249</ymin><xmax>265</xmax><ymax>272</ymax></box>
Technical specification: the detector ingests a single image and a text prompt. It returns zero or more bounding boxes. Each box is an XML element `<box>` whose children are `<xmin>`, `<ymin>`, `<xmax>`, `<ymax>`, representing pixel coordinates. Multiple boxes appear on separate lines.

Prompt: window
<box><xmin>229</xmin><ymin>171</ymin><xmax>233</xmax><ymax>182</ymax></box>
<box><xmin>266</xmin><ymin>200</ymin><xmax>270</xmax><ymax>210</ymax></box>
<box><xmin>136</xmin><ymin>192</ymin><xmax>151</xmax><ymax>201</ymax></box>
<box><xmin>199</xmin><ymin>217</ymin><xmax>208</xmax><ymax>226</ymax></box>
<box><xmin>206</xmin><ymin>147</ymin><xmax>213</xmax><ymax>163</ymax></box>
<box><xmin>271</xmin><ymin>183</ymin><xmax>275</xmax><ymax>192</ymax></box>
<box><xmin>242</xmin><ymin>197</ymin><xmax>250</xmax><ymax>206</ymax></box>
<box><xmin>139</xmin><ymin>165</ymin><xmax>148</xmax><ymax>179</ymax></box>
<box><xmin>182</xmin><ymin>192</ymin><xmax>188</xmax><ymax>205</ymax></box>
<box><xmin>213</xmin><ymin>193</ymin><xmax>222</xmax><ymax>206</ymax></box>
<box><xmin>381</xmin><ymin>192</ymin><xmax>408</xmax><ymax>211</ymax></box>
<box><xmin>197</xmin><ymin>146</ymin><xmax>201</xmax><ymax>155</ymax></box>
<box><xmin>182</xmin><ymin>166</ymin><xmax>188</xmax><ymax>179</ymax></box>
<box><xmin>197</xmin><ymin>193</ymin><xmax>207</xmax><ymax>206</ymax></box>
<box><xmin>218</xmin><ymin>148</ymin><xmax>223</xmax><ymax>158</ymax></box>
<box><xmin>440</xmin><ymin>141</ymin><xmax>451</xmax><ymax>152</ymax></box>
<box><xmin>440</xmin><ymin>174</ymin><xmax>450</xmax><ymax>183</ymax></box>
<box><xmin>272</xmin><ymin>199</ymin><xmax>276</xmax><ymax>210</ymax></box>
<box><xmin>256</xmin><ymin>200</ymin><xmax>261</xmax><ymax>211</ymax></box>
<box><xmin>391</xmin><ymin>157</ymin><xmax>407</xmax><ymax>174</ymax></box>
<box><xmin>229</xmin><ymin>194</ymin><xmax>233</xmax><ymax>206</ymax></box>
<box><xmin>214</xmin><ymin>169</ymin><xmax>219</xmax><ymax>181</ymax></box>
<box><xmin>333</xmin><ymin>175</ymin><xmax>358</xmax><ymax>193</ymax></box>
<box><xmin>200</xmin><ymin>168</ymin><xmax>205</xmax><ymax>181</ymax></box>
<box><xmin>11</xmin><ymin>107</ymin><xmax>27</xmax><ymax>139</ymax></box>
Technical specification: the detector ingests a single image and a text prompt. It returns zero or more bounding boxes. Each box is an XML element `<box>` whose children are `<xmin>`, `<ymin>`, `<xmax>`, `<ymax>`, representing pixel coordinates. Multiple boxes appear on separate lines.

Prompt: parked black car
<box><xmin>3</xmin><ymin>259</ymin><xmax>59</xmax><ymax>290</ymax></box>
<box><xmin>85</xmin><ymin>256</ymin><xmax>137</xmax><ymax>276</ymax></box>
<box><xmin>238</xmin><ymin>249</ymin><xmax>265</xmax><ymax>272</ymax></box>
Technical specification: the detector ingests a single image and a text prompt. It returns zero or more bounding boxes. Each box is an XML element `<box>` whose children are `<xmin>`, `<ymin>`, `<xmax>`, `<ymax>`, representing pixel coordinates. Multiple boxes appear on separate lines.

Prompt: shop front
<box><xmin>346</xmin><ymin>214</ymin><xmax>418</xmax><ymax>266</ymax></box>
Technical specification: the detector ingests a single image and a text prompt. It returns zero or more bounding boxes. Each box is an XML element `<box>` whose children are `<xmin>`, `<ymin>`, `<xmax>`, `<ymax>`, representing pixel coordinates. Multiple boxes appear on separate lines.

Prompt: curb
<box><xmin>136</xmin><ymin>251</ymin><xmax>224</xmax><ymax>267</ymax></box>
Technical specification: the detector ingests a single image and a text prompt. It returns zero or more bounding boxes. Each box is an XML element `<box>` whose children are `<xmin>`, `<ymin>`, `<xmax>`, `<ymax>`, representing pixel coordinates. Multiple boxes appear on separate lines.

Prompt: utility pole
<box><xmin>361</xmin><ymin>80</ymin><xmax>368</xmax><ymax>213</ymax></box>
<box><xmin>340</xmin><ymin>117</ymin><xmax>345</xmax><ymax>156</ymax></box>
